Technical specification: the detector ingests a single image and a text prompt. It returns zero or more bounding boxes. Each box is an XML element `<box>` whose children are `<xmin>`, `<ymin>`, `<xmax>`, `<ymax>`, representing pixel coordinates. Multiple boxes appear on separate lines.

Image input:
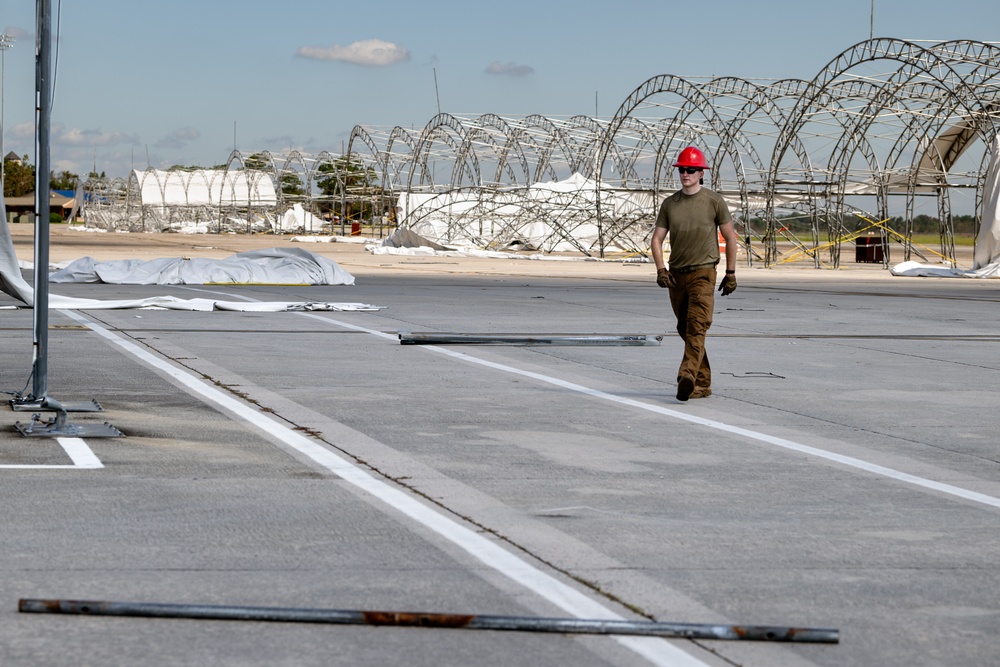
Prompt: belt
<box><xmin>671</xmin><ymin>262</ymin><xmax>717</xmax><ymax>274</ymax></box>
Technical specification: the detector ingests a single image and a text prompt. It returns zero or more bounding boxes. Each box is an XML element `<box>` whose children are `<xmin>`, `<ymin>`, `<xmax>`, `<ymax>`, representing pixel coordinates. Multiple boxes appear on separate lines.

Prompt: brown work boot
<box><xmin>690</xmin><ymin>386</ymin><xmax>712</xmax><ymax>399</ymax></box>
<box><xmin>676</xmin><ymin>375</ymin><xmax>695</xmax><ymax>402</ymax></box>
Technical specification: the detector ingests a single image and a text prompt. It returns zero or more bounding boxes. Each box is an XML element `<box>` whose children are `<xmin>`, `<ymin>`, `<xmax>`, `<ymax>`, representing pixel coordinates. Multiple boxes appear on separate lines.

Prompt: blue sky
<box><xmin>0</xmin><ymin>0</ymin><xmax>997</xmax><ymax>179</ymax></box>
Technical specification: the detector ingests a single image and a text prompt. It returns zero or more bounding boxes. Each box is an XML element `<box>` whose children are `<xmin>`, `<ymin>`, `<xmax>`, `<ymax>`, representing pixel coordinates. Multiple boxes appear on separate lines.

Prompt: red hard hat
<box><xmin>673</xmin><ymin>146</ymin><xmax>710</xmax><ymax>170</ymax></box>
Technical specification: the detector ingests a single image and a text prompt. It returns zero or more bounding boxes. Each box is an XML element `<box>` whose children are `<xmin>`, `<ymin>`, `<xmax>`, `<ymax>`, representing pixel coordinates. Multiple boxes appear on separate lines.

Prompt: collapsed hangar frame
<box><xmin>82</xmin><ymin>38</ymin><xmax>1000</xmax><ymax>269</ymax></box>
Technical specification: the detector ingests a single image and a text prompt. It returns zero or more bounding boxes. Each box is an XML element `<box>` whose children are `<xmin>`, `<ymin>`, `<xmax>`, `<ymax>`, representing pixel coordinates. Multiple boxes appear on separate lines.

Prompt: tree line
<box><xmin>3</xmin><ymin>154</ymin><xmax>85</xmax><ymax>198</ymax></box>
<box><xmin>3</xmin><ymin>154</ymin><xmax>384</xmax><ymax>223</ymax></box>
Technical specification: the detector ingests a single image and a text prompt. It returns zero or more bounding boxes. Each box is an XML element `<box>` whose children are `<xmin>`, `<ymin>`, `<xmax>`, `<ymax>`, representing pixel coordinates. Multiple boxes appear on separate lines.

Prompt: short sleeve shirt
<box><xmin>654</xmin><ymin>187</ymin><xmax>732</xmax><ymax>270</ymax></box>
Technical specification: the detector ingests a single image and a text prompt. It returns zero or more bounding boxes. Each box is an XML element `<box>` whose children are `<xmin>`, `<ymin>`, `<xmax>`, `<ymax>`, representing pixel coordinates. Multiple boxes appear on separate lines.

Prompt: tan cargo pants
<box><xmin>668</xmin><ymin>266</ymin><xmax>716</xmax><ymax>388</ymax></box>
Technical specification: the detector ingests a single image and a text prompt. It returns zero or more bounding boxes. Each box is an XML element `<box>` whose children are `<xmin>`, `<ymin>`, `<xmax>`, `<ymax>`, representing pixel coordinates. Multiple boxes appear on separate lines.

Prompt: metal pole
<box><xmin>32</xmin><ymin>0</ymin><xmax>52</xmax><ymax>401</ymax></box>
<box><xmin>0</xmin><ymin>33</ymin><xmax>13</xmax><ymax>186</ymax></box>
<box><xmin>18</xmin><ymin>599</ymin><xmax>840</xmax><ymax>644</ymax></box>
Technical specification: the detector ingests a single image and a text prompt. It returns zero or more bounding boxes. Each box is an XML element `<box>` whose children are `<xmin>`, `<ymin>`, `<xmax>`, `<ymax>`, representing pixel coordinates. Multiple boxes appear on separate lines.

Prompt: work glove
<box><xmin>718</xmin><ymin>273</ymin><xmax>737</xmax><ymax>296</ymax></box>
<box><xmin>656</xmin><ymin>268</ymin><xmax>675</xmax><ymax>289</ymax></box>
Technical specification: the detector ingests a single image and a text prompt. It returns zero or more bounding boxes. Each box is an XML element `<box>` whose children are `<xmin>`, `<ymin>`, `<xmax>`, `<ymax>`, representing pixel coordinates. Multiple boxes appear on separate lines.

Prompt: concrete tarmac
<box><xmin>1</xmin><ymin>226</ymin><xmax>998</xmax><ymax>666</ymax></box>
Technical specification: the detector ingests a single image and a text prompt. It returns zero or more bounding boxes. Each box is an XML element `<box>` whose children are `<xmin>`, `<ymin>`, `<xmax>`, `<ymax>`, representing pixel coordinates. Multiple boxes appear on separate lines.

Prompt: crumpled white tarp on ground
<box><xmin>365</xmin><ymin>227</ymin><xmax>612</xmax><ymax>261</ymax></box>
<box><xmin>291</xmin><ymin>234</ymin><xmax>374</xmax><ymax>244</ymax></box>
<box><xmin>48</xmin><ymin>247</ymin><xmax>356</xmax><ymax>286</ymax></box>
<box><xmin>365</xmin><ymin>244</ymin><xmax>608</xmax><ymax>261</ymax></box>
<box><xmin>890</xmin><ymin>260</ymin><xmax>1000</xmax><ymax>278</ymax></box>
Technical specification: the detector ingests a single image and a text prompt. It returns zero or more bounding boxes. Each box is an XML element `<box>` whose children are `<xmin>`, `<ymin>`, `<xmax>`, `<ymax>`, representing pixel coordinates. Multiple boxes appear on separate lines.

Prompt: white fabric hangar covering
<box><xmin>395</xmin><ymin>173</ymin><xmax>655</xmax><ymax>253</ymax></box>
<box><xmin>134</xmin><ymin>169</ymin><xmax>278</xmax><ymax>207</ymax></box>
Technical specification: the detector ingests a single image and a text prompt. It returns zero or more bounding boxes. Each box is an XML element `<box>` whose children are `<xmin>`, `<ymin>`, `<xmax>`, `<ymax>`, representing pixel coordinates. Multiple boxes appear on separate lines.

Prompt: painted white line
<box><xmin>62</xmin><ymin>309</ymin><xmax>711</xmax><ymax>667</ymax></box>
<box><xmin>0</xmin><ymin>437</ymin><xmax>103</xmax><ymax>470</ymax></box>
<box><xmin>298</xmin><ymin>313</ymin><xmax>1000</xmax><ymax>512</ymax></box>
<box><xmin>59</xmin><ymin>437</ymin><xmax>105</xmax><ymax>468</ymax></box>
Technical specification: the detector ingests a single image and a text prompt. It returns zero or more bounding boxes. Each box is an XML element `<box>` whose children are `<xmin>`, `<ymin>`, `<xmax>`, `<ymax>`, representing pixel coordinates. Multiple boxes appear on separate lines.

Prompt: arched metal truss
<box><xmin>81</xmin><ymin>39</ymin><xmax>1000</xmax><ymax>267</ymax></box>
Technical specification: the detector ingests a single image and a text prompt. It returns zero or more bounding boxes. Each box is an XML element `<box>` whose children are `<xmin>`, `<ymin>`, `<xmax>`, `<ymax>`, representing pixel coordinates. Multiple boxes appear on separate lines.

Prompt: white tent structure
<box><xmin>85</xmin><ymin>169</ymin><xmax>280</xmax><ymax>233</ymax></box>
<box><xmin>132</xmin><ymin>169</ymin><xmax>277</xmax><ymax>207</ymax></box>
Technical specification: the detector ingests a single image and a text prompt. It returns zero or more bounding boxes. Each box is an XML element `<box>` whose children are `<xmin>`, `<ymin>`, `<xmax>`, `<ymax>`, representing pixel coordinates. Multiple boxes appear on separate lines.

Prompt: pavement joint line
<box><xmin>0</xmin><ymin>437</ymin><xmax>103</xmax><ymax>470</ymax></box>
<box><xmin>59</xmin><ymin>307</ymin><xmax>712</xmax><ymax>667</ymax></box>
<box><xmin>287</xmin><ymin>311</ymin><xmax>1000</xmax><ymax>513</ymax></box>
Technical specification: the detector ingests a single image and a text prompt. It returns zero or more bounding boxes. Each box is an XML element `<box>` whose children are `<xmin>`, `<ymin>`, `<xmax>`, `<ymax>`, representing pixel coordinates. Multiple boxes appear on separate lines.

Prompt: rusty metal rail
<box><xmin>18</xmin><ymin>598</ymin><xmax>838</xmax><ymax>643</ymax></box>
<box><xmin>398</xmin><ymin>331</ymin><xmax>662</xmax><ymax>346</ymax></box>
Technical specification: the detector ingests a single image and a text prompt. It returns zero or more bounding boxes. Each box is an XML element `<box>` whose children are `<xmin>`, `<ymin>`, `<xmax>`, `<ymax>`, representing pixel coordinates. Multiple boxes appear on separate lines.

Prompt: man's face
<box><xmin>678</xmin><ymin>166</ymin><xmax>703</xmax><ymax>186</ymax></box>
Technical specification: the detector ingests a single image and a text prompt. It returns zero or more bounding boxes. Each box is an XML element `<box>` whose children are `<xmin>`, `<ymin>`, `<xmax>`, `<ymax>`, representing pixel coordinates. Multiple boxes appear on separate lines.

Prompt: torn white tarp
<box><xmin>974</xmin><ymin>135</ymin><xmax>1000</xmax><ymax>270</ymax></box>
<box><xmin>380</xmin><ymin>227</ymin><xmax>451</xmax><ymax>251</ymax></box>
<box><xmin>889</xmin><ymin>136</ymin><xmax>1000</xmax><ymax>278</ymax></box>
<box><xmin>7</xmin><ymin>294</ymin><xmax>381</xmax><ymax>312</ymax></box>
<box><xmin>49</xmin><ymin>247</ymin><xmax>356</xmax><ymax>286</ymax></box>
<box><xmin>889</xmin><ymin>260</ymin><xmax>1000</xmax><ymax>278</ymax></box>
<box><xmin>275</xmin><ymin>203</ymin><xmax>325</xmax><ymax>233</ymax></box>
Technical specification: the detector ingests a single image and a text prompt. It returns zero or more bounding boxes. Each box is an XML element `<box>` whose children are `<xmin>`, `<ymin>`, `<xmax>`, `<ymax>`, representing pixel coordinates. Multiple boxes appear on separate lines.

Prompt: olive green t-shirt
<box><xmin>654</xmin><ymin>187</ymin><xmax>732</xmax><ymax>270</ymax></box>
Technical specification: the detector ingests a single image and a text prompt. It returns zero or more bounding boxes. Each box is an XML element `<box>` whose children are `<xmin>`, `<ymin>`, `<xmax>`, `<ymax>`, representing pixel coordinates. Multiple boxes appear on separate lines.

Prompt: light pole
<box><xmin>0</xmin><ymin>33</ymin><xmax>14</xmax><ymax>187</ymax></box>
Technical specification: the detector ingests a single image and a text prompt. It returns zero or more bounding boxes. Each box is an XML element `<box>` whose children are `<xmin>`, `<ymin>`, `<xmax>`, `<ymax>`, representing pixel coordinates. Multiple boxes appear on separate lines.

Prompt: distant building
<box><xmin>4</xmin><ymin>191</ymin><xmax>76</xmax><ymax>223</ymax></box>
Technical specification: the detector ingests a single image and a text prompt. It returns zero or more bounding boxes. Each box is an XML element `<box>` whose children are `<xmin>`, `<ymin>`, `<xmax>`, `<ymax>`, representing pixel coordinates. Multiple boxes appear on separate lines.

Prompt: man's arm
<box><xmin>717</xmin><ymin>219</ymin><xmax>739</xmax><ymax>296</ymax></box>
<box><xmin>651</xmin><ymin>225</ymin><xmax>668</xmax><ymax>270</ymax></box>
<box><xmin>719</xmin><ymin>220</ymin><xmax>738</xmax><ymax>272</ymax></box>
<box><xmin>651</xmin><ymin>225</ymin><xmax>674</xmax><ymax>288</ymax></box>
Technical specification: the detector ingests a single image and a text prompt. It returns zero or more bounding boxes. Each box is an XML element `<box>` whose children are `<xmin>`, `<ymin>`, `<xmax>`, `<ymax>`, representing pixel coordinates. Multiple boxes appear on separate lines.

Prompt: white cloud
<box><xmin>296</xmin><ymin>39</ymin><xmax>409</xmax><ymax>66</ymax></box>
<box><xmin>485</xmin><ymin>61</ymin><xmax>535</xmax><ymax>77</ymax></box>
<box><xmin>54</xmin><ymin>125</ymin><xmax>138</xmax><ymax>147</ymax></box>
<box><xmin>1</xmin><ymin>26</ymin><xmax>30</xmax><ymax>40</ymax></box>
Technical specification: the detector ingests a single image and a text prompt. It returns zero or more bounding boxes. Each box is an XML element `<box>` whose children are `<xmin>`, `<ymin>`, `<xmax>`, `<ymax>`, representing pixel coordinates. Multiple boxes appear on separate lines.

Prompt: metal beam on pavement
<box><xmin>18</xmin><ymin>598</ymin><xmax>839</xmax><ymax>644</ymax></box>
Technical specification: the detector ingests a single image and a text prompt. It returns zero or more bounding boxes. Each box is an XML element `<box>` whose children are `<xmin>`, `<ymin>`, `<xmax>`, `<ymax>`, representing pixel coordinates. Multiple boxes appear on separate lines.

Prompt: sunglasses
<box><xmin>677</xmin><ymin>167</ymin><xmax>703</xmax><ymax>175</ymax></box>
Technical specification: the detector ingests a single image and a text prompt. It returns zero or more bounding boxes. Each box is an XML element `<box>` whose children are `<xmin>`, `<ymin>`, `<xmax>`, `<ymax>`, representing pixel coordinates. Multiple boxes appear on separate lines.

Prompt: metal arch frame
<box><xmin>218</xmin><ymin>150</ymin><xmax>279</xmax><ymax>234</ymax></box>
<box><xmin>767</xmin><ymin>37</ymin><xmax>998</xmax><ymax>266</ymax></box>
<box><xmin>817</xmin><ymin>77</ymin><xmax>910</xmax><ymax>267</ymax></box>
<box><xmin>598</xmin><ymin>74</ymin><xmax>752</xmax><ymax>258</ymax></box>
<box><xmin>755</xmin><ymin>79</ymin><xmax>827</xmax><ymax>267</ymax></box>
<box><xmin>821</xmin><ymin>47</ymin><xmax>1000</xmax><ymax>266</ymax></box>
<box><xmin>384</xmin><ymin>126</ymin><xmax>418</xmax><ymax>191</ymax></box>
<box><xmin>452</xmin><ymin>124</ymin><xmax>520</xmax><ymax>190</ymax></box>
<box><xmin>616</xmin><ymin>116</ymin><xmax>663</xmax><ymax>187</ymax></box>
<box><xmin>78</xmin><ymin>38</ymin><xmax>1000</xmax><ymax>269</ymax></box>
<box><xmin>521</xmin><ymin>114</ymin><xmax>578</xmax><ymax>183</ymax></box>
<box><xmin>344</xmin><ymin>127</ymin><xmax>394</xmax><ymax>231</ymax></box>
<box><xmin>273</xmin><ymin>150</ymin><xmax>311</xmax><ymax>211</ymax></box>
<box><xmin>601</xmin><ymin>74</ymin><xmax>747</xmax><ymax>192</ymax></box>
<box><xmin>698</xmin><ymin>76</ymin><xmax>790</xmax><ymax>263</ymax></box>
<box><xmin>765</xmin><ymin>77</ymin><xmax>892</xmax><ymax>267</ymax></box>
<box><xmin>497</xmin><ymin>121</ymin><xmax>559</xmax><ymax>185</ymax></box>
<box><xmin>919</xmin><ymin>41</ymin><xmax>1000</xmax><ymax>256</ymax></box>
<box><xmin>309</xmin><ymin>150</ymin><xmax>350</xmax><ymax>233</ymax></box>
<box><xmin>464</xmin><ymin>113</ymin><xmax>533</xmax><ymax>187</ymax></box>
<box><xmin>708</xmin><ymin>77</ymin><xmax>818</xmax><ymax>265</ymax></box>
<box><xmin>881</xmin><ymin>82</ymin><xmax>971</xmax><ymax>264</ymax></box>
<box><xmin>346</xmin><ymin>126</ymin><xmax>390</xmax><ymax>195</ymax></box>
<box><xmin>406</xmin><ymin>113</ymin><xmax>479</xmax><ymax>193</ymax></box>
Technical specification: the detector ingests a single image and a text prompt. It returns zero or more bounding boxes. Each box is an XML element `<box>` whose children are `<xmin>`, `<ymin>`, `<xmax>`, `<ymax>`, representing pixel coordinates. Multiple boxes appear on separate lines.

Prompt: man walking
<box><xmin>650</xmin><ymin>146</ymin><xmax>738</xmax><ymax>401</ymax></box>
